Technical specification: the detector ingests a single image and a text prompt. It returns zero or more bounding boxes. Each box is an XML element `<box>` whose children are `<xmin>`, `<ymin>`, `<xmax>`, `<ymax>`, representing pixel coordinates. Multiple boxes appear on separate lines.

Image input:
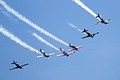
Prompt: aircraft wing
<box><xmin>68</xmin><ymin>46</ymin><xmax>82</xmax><ymax>52</ymax></box>
<box><xmin>21</xmin><ymin>63</ymin><xmax>29</xmax><ymax>67</ymax></box>
<box><xmin>37</xmin><ymin>53</ymin><xmax>55</xmax><ymax>58</ymax></box>
<box><xmin>57</xmin><ymin>52</ymin><xmax>74</xmax><ymax>57</ymax></box>
<box><xmin>9</xmin><ymin>67</ymin><xmax>18</xmax><ymax>70</ymax></box>
<box><xmin>76</xmin><ymin>46</ymin><xmax>82</xmax><ymax>49</ymax></box>
<box><xmin>95</xmin><ymin>21</ymin><xmax>102</xmax><ymax>25</ymax></box>
<box><xmin>68</xmin><ymin>52</ymin><xmax>75</xmax><ymax>55</ymax></box>
<box><xmin>37</xmin><ymin>56</ymin><xmax>45</xmax><ymax>58</ymax></box>
<box><xmin>67</xmin><ymin>49</ymin><xmax>74</xmax><ymax>52</ymax></box>
<box><xmin>81</xmin><ymin>36</ymin><xmax>89</xmax><ymax>39</ymax></box>
<box><xmin>105</xmin><ymin>18</ymin><xmax>112</xmax><ymax>22</ymax></box>
<box><xmin>48</xmin><ymin>53</ymin><xmax>55</xmax><ymax>56</ymax></box>
<box><xmin>56</xmin><ymin>53</ymin><xmax>65</xmax><ymax>57</ymax></box>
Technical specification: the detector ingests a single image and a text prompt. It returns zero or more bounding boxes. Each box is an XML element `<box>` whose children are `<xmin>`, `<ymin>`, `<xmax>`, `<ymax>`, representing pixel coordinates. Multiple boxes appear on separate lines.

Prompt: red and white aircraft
<box><xmin>9</xmin><ymin>60</ymin><xmax>29</xmax><ymax>70</ymax></box>
<box><xmin>57</xmin><ymin>48</ymin><xmax>74</xmax><ymax>57</ymax></box>
<box><xmin>67</xmin><ymin>43</ymin><xmax>82</xmax><ymax>52</ymax></box>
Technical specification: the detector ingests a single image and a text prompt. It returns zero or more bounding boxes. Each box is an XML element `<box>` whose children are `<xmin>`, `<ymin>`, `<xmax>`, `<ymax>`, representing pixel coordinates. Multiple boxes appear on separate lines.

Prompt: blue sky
<box><xmin>0</xmin><ymin>0</ymin><xmax>120</xmax><ymax>80</ymax></box>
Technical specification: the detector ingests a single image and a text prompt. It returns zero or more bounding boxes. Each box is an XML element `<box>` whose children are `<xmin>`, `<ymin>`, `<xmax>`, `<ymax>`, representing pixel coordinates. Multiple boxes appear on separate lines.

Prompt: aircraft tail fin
<box><xmin>39</xmin><ymin>49</ymin><xmax>42</xmax><ymax>52</ymax></box>
<box><xmin>96</xmin><ymin>14</ymin><xmax>100</xmax><ymax>18</ymax></box>
<box><xmin>60</xmin><ymin>47</ymin><xmax>62</xmax><ymax>51</ymax></box>
<box><xmin>11</xmin><ymin>60</ymin><xmax>17</xmax><ymax>64</ymax></box>
<box><xmin>69</xmin><ymin>43</ymin><xmax>72</xmax><ymax>47</ymax></box>
<box><xmin>82</xmin><ymin>29</ymin><xmax>88</xmax><ymax>33</ymax></box>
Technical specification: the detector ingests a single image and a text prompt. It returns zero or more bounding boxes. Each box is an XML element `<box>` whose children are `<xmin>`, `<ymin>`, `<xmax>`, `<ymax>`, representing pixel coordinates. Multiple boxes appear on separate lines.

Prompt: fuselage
<box><xmin>101</xmin><ymin>20</ymin><xmax>108</xmax><ymax>24</ymax></box>
<box><xmin>14</xmin><ymin>63</ymin><xmax>22</xmax><ymax>69</ymax></box>
<box><xmin>71</xmin><ymin>46</ymin><xmax>79</xmax><ymax>51</ymax></box>
<box><xmin>86</xmin><ymin>32</ymin><xmax>94</xmax><ymax>38</ymax></box>
<box><xmin>99</xmin><ymin>16</ymin><xmax>109</xmax><ymax>24</ymax></box>
<box><xmin>42</xmin><ymin>53</ymin><xmax>49</xmax><ymax>58</ymax></box>
<box><xmin>63</xmin><ymin>51</ymin><xmax>69</xmax><ymax>56</ymax></box>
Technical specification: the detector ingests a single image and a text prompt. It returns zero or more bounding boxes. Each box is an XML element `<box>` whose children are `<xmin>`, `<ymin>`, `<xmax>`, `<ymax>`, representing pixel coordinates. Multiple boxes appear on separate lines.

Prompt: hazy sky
<box><xmin>0</xmin><ymin>0</ymin><xmax>120</xmax><ymax>80</ymax></box>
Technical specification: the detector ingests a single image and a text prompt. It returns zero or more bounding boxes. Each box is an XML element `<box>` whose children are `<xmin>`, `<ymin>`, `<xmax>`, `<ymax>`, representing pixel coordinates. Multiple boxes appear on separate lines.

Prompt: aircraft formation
<box><xmin>37</xmin><ymin>13</ymin><xmax>111</xmax><ymax>58</ymax></box>
<box><xmin>0</xmin><ymin>0</ymin><xmax>111</xmax><ymax>70</ymax></box>
<box><xmin>32</xmin><ymin>13</ymin><xmax>111</xmax><ymax>59</ymax></box>
<box><xmin>36</xmin><ymin>13</ymin><xmax>112</xmax><ymax>58</ymax></box>
<box><xmin>36</xmin><ymin>43</ymin><xmax>83</xmax><ymax>58</ymax></box>
<box><xmin>9</xmin><ymin>10</ymin><xmax>111</xmax><ymax>71</ymax></box>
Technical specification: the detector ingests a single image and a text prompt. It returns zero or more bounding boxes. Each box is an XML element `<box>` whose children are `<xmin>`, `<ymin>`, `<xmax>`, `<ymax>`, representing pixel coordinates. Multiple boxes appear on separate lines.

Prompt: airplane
<box><xmin>67</xmin><ymin>43</ymin><xmax>82</xmax><ymax>52</ymax></box>
<box><xmin>57</xmin><ymin>48</ymin><xmax>74</xmax><ymax>57</ymax></box>
<box><xmin>95</xmin><ymin>14</ymin><xmax>111</xmax><ymax>25</ymax></box>
<box><xmin>81</xmin><ymin>29</ymin><xmax>99</xmax><ymax>39</ymax></box>
<box><xmin>9</xmin><ymin>60</ymin><xmax>29</xmax><ymax>70</ymax></box>
<box><xmin>37</xmin><ymin>49</ymin><xmax>55</xmax><ymax>58</ymax></box>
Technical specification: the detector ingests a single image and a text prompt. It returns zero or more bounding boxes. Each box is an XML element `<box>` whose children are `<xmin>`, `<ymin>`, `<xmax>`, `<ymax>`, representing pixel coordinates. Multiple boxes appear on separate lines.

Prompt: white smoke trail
<box><xmin>32</xmin><ymin>33</ymin><xmax>60</xmax><ymax>51</ymax></box>
<box><xmin>0</xmin><ymin>26</ymin><xmax>39</xmax><ymax>54</ymax></box>
<box><xmin>68</xmin><ymin>22</ymin><xmax>83</xmax><ymax>32</ymax></box>
<box><xmin>0</xmin><ymin>8</ymin><xmax>17</xmax><ymax>22</ymax></box>
<box><xmin>68</xmin><ymin>22</ymin><xmax>86</xmax><ymax>35</ymax></box>
<box><xmin>73</xmin><ymin>0</ymin><xmax>100</xmax><ymax>21</ymax></box>
<box><xmin>0</xmin><ymin>1</ymin><xmax>69</xmax><ymax>46</ymax></box>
